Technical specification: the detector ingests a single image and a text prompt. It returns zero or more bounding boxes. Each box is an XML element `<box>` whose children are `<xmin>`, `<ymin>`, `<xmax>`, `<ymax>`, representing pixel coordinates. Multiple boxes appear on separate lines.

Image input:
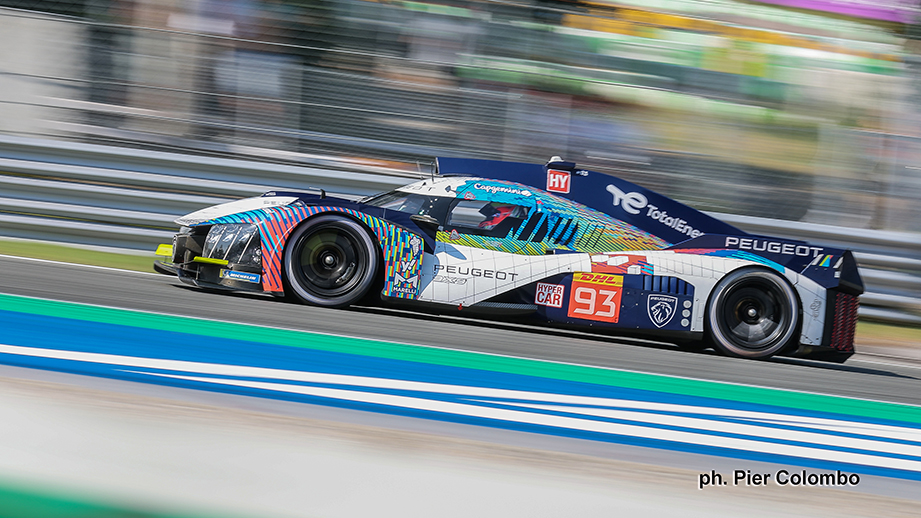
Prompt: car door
<box><xmin>417</xmin><ymin>191</ymin><xmax>591</xmax><ymax>306</ymax></box>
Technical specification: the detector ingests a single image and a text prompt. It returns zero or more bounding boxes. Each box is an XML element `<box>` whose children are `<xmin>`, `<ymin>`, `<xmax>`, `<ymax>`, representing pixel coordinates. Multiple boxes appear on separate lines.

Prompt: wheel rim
<box><xmin>718</xmin><ymin>278</ymin><xmax>791</xmax><ymax>351</ymax></box>
<box><xmin>294</xmin><ymin>226</ymin><xmax>365</xmax><ymax>297</ymax></box>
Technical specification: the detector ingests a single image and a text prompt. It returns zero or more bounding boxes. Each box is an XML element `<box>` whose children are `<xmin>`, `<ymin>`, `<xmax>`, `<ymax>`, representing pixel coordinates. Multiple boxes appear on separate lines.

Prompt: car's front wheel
<box><xmin>283</xmin><ymin>215</ymin><xmax>379</xmax><ymax>308</ymax></box>
<box><xmin>707</xmin><ymin>268</ymin><xmax>799</xmax><ymax>359</ymax></box>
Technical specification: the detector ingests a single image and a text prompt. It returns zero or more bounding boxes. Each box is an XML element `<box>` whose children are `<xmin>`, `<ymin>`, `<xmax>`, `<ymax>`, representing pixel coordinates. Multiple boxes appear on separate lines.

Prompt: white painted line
<box><xmin>0</xmin><ymin>254</ymin><xmax>162</xmax><ymax>276</ymax></box>
<box><xmin>2</xmin><ymin>342</ymin><xmax>919</xmax><ymax>456</ymax></box>
<box><xmin>142</xmin><ymin>372</ymin><xmax>921</xmax><ymax>473</ymax></box>
<box><xmin>4</xmin><ymin>341</ymin><xmax>921</xmax><ymax>476</ymax></box>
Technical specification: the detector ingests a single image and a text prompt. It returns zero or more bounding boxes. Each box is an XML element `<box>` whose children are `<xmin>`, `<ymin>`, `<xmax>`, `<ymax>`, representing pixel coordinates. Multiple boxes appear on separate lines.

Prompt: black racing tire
<box><xmin>706</xmin><ymin>268</ymin><xmax>800</xmax><ymax>359</ymax></box>
<box><xmin>283</xmin><ymin>215</ymin><xmax>379</xmax><ymax>308</ymax></box>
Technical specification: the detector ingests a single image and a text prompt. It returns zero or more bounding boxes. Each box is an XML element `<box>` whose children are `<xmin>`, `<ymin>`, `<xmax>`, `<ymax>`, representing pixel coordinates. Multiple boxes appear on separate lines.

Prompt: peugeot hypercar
<box><xmin>155</xmin><ymin>157</ymin><xmax>863</xmax><ymax>362</ymax></box>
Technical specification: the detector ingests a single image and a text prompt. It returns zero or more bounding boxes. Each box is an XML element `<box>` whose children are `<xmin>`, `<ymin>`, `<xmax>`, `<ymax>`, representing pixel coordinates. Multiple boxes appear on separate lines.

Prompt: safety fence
<box><xmin>0</xmin><ymin>135</ymin><xmax>917</xmax><ymax>325</ymax></box>
<box><xmin>2</xmin><ymin>3</ymin><xmax>921</xmax><ymax>234</ymax></box>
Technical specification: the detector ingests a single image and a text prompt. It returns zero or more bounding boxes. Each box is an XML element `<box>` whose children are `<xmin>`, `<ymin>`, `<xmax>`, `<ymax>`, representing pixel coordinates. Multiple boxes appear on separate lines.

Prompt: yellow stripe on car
<box><xmin>193</xmin><ymin>256</ymin><xmax>229</xmax><ymax>266</ymax></box>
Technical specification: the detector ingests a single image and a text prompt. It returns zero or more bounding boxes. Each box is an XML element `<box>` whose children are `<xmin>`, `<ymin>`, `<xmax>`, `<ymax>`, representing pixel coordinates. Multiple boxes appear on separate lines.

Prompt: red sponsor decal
<box><xmin>567</xmin><ymin>273</ymin><xmax>622</xmax><ymax>323</ymax></box>
<box><xmin>535</xmin><ymin>282</ymin><xmax>565</xmax><ymax>308</ymax></box>
<box><xmin>546</xmin><ymin>169</ymin><xmax>571</xmax><ymax>194</ymax></box>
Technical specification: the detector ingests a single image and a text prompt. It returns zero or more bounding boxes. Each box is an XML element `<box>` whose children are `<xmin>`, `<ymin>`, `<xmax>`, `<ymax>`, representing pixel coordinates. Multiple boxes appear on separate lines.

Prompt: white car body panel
<box><xmin>414</xmin><ymin>245</ymin><xmax>826</xmax><ymax>344</ymax></box>
<box><xmin>175</xmin><ymin>196</ymin><xmax>298</xmax><ymax>226</ymax></box>
<box><xmin>417</xmin><ymin>243</ymin><xmax>592</xmax><ymax>306</ymax></box>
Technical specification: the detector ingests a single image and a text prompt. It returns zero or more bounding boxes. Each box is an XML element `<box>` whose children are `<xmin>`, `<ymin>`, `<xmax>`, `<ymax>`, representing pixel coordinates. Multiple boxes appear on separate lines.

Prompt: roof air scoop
<box><xmin>546</xmin><ymin>156</ymin><xmax>577</xmax><ymax>171</ymax></box>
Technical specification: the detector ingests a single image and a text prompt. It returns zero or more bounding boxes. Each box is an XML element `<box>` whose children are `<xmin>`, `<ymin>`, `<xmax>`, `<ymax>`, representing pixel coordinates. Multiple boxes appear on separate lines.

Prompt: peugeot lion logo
<box><xmin>648</xmin><ymin>295</ymin><xmax>678</xmax><ymax>328</ymax></box>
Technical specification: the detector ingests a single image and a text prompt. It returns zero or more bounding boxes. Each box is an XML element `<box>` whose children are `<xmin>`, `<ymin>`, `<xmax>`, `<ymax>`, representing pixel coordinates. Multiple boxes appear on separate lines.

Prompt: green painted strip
<box><xmin>3</xmin><ymin>293</ymin><xmax>921</xmax><ymax>424</ymax></box>
<box><xmin>0</xmin><ymin>481</ymin><xmax>250</xmax><ymax>518</ymax></box>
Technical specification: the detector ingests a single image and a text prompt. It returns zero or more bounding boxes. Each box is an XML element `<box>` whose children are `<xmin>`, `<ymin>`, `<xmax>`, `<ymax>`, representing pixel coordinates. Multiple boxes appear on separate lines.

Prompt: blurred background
<box><xmin>1</xmin><ymin>0</ymin><xmax>920</xmax><ymax>229</ymax></box>
<box><xmin>3</xmin><ymin>5</ymin><xmax>921</xmax><ymax>517</ymax></box>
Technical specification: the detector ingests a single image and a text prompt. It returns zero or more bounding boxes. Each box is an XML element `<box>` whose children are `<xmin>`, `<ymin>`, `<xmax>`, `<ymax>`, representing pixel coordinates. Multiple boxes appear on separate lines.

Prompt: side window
<box><xmin>447</xmin><ymin>200</ymin><xmax>530</xmax><ymax>236</ymax></box>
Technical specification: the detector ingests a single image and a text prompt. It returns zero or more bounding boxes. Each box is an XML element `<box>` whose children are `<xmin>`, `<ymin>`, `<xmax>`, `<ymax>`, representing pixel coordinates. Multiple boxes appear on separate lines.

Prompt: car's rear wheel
<box><xmin>707</xmin><ymin>268</ymin><xmax>799</xmax><ymax>359</ymax></box>
<box><xmin>283</xmin><ymin>215</ymin><xmax>379</xmax><ymax>308</ymax></box>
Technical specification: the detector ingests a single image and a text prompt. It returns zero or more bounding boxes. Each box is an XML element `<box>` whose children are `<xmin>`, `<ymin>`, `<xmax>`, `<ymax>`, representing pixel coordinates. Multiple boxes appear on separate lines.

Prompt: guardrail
<box><xmin>0</xmin><ymin>135</ymin><xmax>918</xmax><ymax>325</ymax></box>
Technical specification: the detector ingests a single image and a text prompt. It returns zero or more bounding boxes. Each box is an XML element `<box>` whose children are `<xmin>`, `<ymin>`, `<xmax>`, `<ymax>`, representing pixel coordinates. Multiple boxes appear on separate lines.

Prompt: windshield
<box><xmin>364</xmin><ymin>191</ymin><xmax>445</xmax><ymax>217</ymax></box>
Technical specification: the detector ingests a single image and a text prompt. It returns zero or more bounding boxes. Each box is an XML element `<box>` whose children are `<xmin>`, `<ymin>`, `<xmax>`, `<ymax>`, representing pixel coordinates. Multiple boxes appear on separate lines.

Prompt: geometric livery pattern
<box><xmin>204</xmin><ymin>205</ymin><xmax>423</xmax><ymax>298</ymax></box>
<box><xmin>670</xmin><ymin>248</ymin><xmax>785</xmax><ymax>273</ymax></box>
<box><xmin>439</xmin><ymin>179</ymin><xmax>671</xmax><ymax>255</ymax></box>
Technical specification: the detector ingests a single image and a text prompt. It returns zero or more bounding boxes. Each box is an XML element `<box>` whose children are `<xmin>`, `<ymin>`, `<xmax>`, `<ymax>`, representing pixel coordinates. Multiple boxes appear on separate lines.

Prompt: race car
<box><xmin>154</xmin><ymin>157</ymin><xmax>863</xmax><ymax>362</ymax></box>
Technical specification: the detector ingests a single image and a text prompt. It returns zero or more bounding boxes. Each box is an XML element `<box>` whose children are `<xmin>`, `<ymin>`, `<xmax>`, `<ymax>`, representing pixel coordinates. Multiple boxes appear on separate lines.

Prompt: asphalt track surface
<box><xmin>3</xmin><ymin>254</ymin><xmax>921</xmax><ymax>516</ymax></box>
<box><xmin>2</xmin><ymin>254</ymin><xmax>921</xmax><ymax>408</ymax></box>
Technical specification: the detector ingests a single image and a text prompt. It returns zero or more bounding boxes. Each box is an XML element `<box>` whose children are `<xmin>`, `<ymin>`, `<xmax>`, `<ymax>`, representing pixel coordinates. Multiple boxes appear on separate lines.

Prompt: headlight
<box><xmin>202</xmin><ymin>224</ymin><xmax>260</xmax><ymax>266</ymax></box>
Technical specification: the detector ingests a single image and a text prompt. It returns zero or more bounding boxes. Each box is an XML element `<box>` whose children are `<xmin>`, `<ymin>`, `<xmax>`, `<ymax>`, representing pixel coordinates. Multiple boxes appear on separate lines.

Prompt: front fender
<box><xmin>206</xmin><ymin>204</ymin><xmax>426</xmax><ymax>299</ymax></box>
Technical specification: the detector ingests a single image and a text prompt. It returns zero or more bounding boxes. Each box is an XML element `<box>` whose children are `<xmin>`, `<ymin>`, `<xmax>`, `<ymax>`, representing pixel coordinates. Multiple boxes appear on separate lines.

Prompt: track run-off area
<box><xmin>2</xmin><ymin>254</ymin><xmax>921</xmax><ymax>516</ymax></box>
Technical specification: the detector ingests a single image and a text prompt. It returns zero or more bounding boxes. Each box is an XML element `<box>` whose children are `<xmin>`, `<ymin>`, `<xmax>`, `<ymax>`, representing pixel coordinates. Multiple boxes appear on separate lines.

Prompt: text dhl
<box><xmin>574</xmin><ymin>273</ymin><xmax>623</xmax><ymax>286</ymax></box>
